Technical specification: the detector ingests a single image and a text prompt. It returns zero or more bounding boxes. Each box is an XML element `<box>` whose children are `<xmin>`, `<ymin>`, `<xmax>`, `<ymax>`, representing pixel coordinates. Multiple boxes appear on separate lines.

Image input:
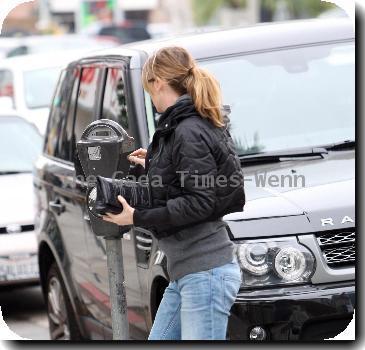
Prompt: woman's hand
<box><xmin>102</xmin><ymin>196</ymin><xmax>135</xmax><ymax>226</ymax></box>
<box><xmin>128</xmin><ymin>148</ymin><xmax>147</xmax><ymax>168</ymax></box>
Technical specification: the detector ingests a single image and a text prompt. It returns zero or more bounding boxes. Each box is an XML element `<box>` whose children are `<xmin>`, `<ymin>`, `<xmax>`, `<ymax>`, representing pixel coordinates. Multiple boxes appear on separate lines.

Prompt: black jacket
<box><xmin>133</xmin><ymin>95</ymin><xmax>245</xmax><ymax>238</ymax></box>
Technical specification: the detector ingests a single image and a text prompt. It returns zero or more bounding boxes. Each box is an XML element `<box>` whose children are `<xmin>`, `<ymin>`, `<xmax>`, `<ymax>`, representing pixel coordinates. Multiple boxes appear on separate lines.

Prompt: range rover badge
<box><xmin>321</xmin><ymin>216</ymin><xmax>354</xmax><ymax>226</ymax></box>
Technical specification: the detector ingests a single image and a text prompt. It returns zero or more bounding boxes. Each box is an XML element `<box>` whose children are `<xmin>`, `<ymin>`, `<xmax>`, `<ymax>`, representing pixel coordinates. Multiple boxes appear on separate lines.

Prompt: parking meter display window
<box><xmin>93</xmin><ymin>175</ymin><xmax>152</xmax><ymax>215</ymax></box>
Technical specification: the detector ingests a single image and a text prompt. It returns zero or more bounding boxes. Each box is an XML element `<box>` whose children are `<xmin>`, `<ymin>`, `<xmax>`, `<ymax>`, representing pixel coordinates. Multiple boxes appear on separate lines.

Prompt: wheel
<box><xmin>46</xmin><ymin>262</ymin><xmax>82</xmax><ymax>340</ymax></box>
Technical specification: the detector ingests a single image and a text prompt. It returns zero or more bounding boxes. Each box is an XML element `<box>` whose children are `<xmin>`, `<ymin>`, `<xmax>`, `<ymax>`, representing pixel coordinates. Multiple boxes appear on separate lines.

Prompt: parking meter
<box><xmin>77</xmin><ymin>119</ymin><xmax>135</xmax><ymax>340</ymax></box>
<box><xmin>77</xmin><ymin>119</ymin><xmax>135</xmax><ymax>238</ymax></box>
<box><xmin>77</xmin><ymin>119</ymin><xmax>134</xmax><ymax>180</ymax></box>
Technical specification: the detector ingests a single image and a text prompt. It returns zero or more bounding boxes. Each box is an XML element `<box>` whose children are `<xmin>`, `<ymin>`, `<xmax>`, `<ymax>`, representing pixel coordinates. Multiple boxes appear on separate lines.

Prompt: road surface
<box><xmin>0</xmin><ymin>285</ymin><xmax>49</xmax><ymax>340</ymax></box>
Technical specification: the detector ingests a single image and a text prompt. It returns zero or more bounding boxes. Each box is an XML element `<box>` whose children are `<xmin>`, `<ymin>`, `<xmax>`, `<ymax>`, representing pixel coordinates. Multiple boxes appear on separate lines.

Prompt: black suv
<box><xmin>34</xmin><ymin>18</ymin><xmax>355</xmax><ymax>341</ymax></box>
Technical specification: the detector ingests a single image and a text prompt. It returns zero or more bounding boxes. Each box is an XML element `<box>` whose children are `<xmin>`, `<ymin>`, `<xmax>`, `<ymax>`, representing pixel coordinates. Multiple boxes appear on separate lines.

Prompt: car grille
<box><xmin>0</xmin><ymin>224</ymin><xmax>34</xmax><ymax>235</ymax></box>
<box><xmin>316</xmin><ymin>229</ymin><xmax>355</xmax><ymax>268</ymax></box>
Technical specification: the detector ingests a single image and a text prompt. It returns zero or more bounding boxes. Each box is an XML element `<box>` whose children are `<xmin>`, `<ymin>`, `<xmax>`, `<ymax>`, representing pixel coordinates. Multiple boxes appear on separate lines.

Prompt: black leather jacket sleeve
<box><xmin>133</xmin><ymin>125</ymin><xmax>217</xmax><ymax>236</ymax></box>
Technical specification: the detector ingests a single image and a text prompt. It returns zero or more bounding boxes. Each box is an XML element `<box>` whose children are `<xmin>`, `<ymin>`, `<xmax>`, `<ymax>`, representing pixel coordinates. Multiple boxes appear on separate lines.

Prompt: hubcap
<box><xmin>48</xmin><ymin>276</ymin><xmax>70</xmax><ymax>340</ymax></box>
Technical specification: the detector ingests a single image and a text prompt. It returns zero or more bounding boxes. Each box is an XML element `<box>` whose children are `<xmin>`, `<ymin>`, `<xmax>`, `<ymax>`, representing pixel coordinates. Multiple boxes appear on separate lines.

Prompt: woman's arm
<box><xmin>133</xmin><ymin>125</ymin><xmax>217</xmax><ymax>237</ymax></box>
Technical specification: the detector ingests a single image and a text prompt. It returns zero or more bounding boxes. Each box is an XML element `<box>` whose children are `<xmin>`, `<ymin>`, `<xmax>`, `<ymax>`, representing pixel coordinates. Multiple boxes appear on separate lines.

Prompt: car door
<box><xmin>43</xmin><ymin>66</ymin><xmax>93</xmax><ymax>316</ymax></box>
<box><xmin>83</xmin><ymin>62</ymin><xmax>148</xmax><ymax>338</ymax></box>
<box><xmin>57</xmin><ymin>64</ymin><xmax>114</xmax><ymax>333</ymax></box>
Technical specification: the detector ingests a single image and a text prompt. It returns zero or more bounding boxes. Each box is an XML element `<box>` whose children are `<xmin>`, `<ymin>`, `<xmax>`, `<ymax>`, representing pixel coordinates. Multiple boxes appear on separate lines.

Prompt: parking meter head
<box><xmin>76</xmin><ymin>119</ymin><xmax>135</xmax><ymax>238</ymax></box>
<box><xmin>76</xmin><ymin>119</ymin><xmax>135</xmax><ymax>181</ymax></box>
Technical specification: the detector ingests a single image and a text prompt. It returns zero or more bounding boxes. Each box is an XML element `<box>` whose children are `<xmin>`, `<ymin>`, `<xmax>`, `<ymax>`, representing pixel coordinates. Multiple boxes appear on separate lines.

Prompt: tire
<box><xmin>46</xmin><ymin>262</ymin><xmax>82</xmax><ymax>340</ymax></box>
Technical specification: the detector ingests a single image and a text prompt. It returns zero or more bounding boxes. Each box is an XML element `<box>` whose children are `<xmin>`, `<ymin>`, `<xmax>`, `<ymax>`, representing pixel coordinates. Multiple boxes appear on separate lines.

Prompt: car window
<box><xmin>99</xmin><ymin>27</ymin><xmax>150</xmax><ymax>44</ymax></box>
<box><xmin>44</xmin><ymin>70</ymin><xmax>67</xmax><ymax>157</ymax></box>
<box><xmin>23</xmin><ymin>67</ymin><xmax>61</xmax><ymax>109</ymax></box>
<box><xmin>144</xmin><ymin>92</ymin><xmax>156</xmax><ymax>142</ymax></box>
<box><xmin>0</xmin><ymin>69</ymin><xmax>15</xmax><ymax>108</ymax></box>
<box><xmin>73</xmin><ymin>67</ymin><xmax>101</xmax><ymax>147</ymax></box>
<box><xmin>202</xmin><ymin>42</ymin><xmax>355</xmax><ymax>155</ymax></box>
<box><xmin>102</xmin><ymin>67</ymin><xmax>130</xmax><ymax>133</ymax></box>
<box><xmin>0</xmin><ymin>117</ymin><xmax>42</xmax><ymax>173</ymax></box>
<box><xmin>7</xmin><ymin>45</ymin><xmax>28</xmax><ymax>57</ymax></box>
<box><xmin>57</xmin><ymin>68</ymin><xmax>81</xmax><ymax>161</ymax></box>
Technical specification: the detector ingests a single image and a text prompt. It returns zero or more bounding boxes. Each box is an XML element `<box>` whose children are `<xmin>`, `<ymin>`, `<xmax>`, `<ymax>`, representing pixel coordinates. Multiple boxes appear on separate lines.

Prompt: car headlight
<box><xmin>236</xmin><ymin>237</ymin><xmax>315</xmax><ymax>288</ymax></box>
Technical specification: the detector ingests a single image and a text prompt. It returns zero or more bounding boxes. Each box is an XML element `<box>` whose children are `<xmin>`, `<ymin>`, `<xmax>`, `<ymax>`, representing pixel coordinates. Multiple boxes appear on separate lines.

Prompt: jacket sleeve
<box><xmin>133</xmin><ymin>125</ymin><xmax>217</xmax><ymax>236</ymax></box>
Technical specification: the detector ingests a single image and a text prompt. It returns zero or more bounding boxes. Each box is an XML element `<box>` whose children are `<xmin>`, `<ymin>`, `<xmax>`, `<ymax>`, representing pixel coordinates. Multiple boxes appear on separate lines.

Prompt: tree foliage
<box><xmin>193</xmin><ymin>0</ymin><xmax>337</xmax><ymax>25</ymax></box>
<box><xmin>261</xmin><ymin>0</ymin><xmax>336</xmax><ymax>20</ymax></box>
<box><xmin>192</xmin><ymin>0</ymin><xmax>247</xmax><ymax>26</ymax></box>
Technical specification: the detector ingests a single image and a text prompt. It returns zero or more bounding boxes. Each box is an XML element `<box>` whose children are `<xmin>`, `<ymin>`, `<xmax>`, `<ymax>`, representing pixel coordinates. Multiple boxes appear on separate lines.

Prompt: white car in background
<box><xmin>0</xmin><ymin>49</ymin><xmax>104</xmax><ymax>134</ymax></box>
<box><xmin>0</xmin><ymin>37</ymin><xmax>21</xmax><ymax>60</ymax></box>
<box><xmin>0</xmin><ymin>114</ymin><xmax>42</xmax><ymax>286</ymax></box>
<box><xmin>0</xmin><ymin>34</ymin><xmax>118</xmax><ymax>59</ymax></box>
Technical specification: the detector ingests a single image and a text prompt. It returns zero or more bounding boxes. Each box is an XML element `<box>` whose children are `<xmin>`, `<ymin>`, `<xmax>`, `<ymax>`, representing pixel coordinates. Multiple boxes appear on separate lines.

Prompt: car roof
<box><xmin>0</xmin><ymin>49</ymin><xmax>102</xmax><ymax>71</ymax></box>
<box><xmin>77</xmin><ymin>18</ymin><xmax>354</xmax><ymax>69</ymax></box>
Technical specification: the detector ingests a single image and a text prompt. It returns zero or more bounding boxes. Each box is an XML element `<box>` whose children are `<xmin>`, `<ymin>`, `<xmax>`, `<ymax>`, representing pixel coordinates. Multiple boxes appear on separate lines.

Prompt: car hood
<box><xmin>0</xmin><ymin>173</ymin><xmax>35</xmax><ymax>227</ymax></box>
<box><xmin>21</xmin><ymin>107</ymin><xmax>49</xmax><ymax>135</ymax></box>
<box><xmin>224</xmin><ymin>150</ymin><xmax>355</xmax><ymax>238</ymax></box>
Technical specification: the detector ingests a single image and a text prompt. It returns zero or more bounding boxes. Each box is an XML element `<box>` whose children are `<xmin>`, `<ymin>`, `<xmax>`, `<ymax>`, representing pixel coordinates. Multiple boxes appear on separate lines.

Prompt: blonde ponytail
<box><xmin>184</xmin><ymin>66</ymin><xmax>224</xmax><ymax>127</ymax></box>
<box><xmin>142</xmin><ymin>46</ymin><xmax>225</xmax><ymax>128</ymax></box>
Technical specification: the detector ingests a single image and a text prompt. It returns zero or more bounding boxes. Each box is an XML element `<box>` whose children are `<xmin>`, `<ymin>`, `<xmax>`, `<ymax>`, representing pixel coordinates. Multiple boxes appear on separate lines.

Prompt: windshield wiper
<box><xmin>321</xmin><ymin>140</ymin><xmax>355</xmax><ymax>151</ymax></box>
<box><xmin>239</xmin><ymin>147</ymin><xmax>328</xmax><ymax>164</ymax></box>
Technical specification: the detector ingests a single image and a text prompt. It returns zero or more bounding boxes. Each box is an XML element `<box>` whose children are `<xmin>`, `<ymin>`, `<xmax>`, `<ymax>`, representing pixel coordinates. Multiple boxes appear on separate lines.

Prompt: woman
<box><xmin>103</xmin><ymin>46</ymin><xmax>245</xmax><ymax>340</ymax></box>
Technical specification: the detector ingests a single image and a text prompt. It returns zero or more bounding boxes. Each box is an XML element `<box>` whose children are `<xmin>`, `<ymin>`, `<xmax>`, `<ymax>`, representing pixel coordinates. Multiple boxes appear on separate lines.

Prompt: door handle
<box><xmin>49</xmin><ymin>200</ymin><xmax>65</xmax><ymax>215</ymax></box>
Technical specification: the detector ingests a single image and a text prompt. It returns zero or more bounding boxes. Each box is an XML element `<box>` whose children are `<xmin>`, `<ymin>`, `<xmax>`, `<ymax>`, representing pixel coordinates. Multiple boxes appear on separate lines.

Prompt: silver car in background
<box><xmin>0</xmin><ymin>115</ymin><xmax>42</xmax><ymax>286</ymax></box>
<box><xmin>0</xmin><ymin>49</ymin><xmax>117</xmax><ymax>135</ymax></box>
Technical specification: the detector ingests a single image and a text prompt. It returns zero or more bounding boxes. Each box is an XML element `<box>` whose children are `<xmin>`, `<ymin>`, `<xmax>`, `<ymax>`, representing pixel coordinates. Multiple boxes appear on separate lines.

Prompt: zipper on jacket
<box><xmin>147</xmin><ymin>138</ymin><xmax>164</xmax><ymax>177</ymax></box>
<box><xmin>151</xmin><ymin>139</ymin><xmax>164</xmax><ymax>163</ymax></box>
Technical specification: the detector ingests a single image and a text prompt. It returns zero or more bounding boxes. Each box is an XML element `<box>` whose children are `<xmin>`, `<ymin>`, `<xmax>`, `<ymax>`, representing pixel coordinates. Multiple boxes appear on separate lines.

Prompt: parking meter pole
<box><xmin>105</xmin><ymin>237</ymin><xmax>129</xmax><ymax>340</ymax></box>
<box><xmin>77</xmin><ymin>120</ymin><xmax>136</xmax><ymax>340</ymax></box>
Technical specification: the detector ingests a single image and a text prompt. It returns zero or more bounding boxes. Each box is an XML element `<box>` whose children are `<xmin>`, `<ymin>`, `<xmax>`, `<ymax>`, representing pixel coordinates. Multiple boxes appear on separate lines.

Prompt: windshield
<box><xmin>0</xmin><ymin>117</ymin><xmax>42</xmax><ymax>173</ymax></box>
<box><xmin>99</xmin><ymin>27</ymin><xmax>151</xmax><ymax>43</ymax></box>
<box><xmin>23</xmin><ymin>67</ymin><xmax>61</xmax><ymax>109</ymax></box>
<box><xmin>202</xmin><ymin>42</ymin><xmax>355</xmax><ymax>156</ymax></box>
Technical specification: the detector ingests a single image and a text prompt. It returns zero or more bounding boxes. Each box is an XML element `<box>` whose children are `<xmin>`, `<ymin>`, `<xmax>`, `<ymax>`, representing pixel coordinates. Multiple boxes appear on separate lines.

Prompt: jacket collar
<box><xmin>152</xmin><ymin>94</ymin><xmax>197</xmax><ymax>141</ymax></box>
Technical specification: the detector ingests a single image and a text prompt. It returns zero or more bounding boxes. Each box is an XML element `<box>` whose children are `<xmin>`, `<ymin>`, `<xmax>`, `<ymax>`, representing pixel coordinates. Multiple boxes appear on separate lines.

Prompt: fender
<box><xmin>37</xmin><ymin>210</ymin><xmax>87</xmax><ymax>337</ymax></box>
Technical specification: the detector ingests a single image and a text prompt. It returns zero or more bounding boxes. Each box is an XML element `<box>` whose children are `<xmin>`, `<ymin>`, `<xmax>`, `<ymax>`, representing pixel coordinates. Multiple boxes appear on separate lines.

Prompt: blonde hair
<box><xmin>142</xmin><ymin>46</ymin><xmax>224</xmax><ymax>128</ymax></box>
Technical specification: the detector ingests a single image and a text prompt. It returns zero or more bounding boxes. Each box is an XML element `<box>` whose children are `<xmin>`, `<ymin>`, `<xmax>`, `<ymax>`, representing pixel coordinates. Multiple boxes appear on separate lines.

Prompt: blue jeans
<box><xmin>148</xmin><ymin>258</ymin><xmax>242</xmax><ymax>340</ymax></box>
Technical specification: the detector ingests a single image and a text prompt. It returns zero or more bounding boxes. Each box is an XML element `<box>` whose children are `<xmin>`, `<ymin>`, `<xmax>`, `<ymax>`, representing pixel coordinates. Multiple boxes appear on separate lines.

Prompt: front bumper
<box><xmin>0</xmin><ymin>231</ymin><xmax>39</xmax><ymax>285</ymax></box>
<box><xmin>228</xmin><ymin>281</ymin><xmax>355</xmax><ymax>340</ymax></box>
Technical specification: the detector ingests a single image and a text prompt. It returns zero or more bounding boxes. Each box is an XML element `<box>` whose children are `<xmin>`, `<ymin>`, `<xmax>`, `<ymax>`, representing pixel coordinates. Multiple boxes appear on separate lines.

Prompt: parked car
<box><xmin>83</xmin><ymin>20</ymin><xmax>151</xmax><ymax>44</ymax></box>
<box><xmin>0</xmin><ymin>50</ymin><xmax>101</xmax><ymax>135</ymax></box>
<box><xmin>35</xmin><ymin>18</ymin><xmax>355</xmax><ymax>340</ymax></box>
<box><xmin>0</xmin><ymin>34</ymin><xmax>118</xmax><ymax>58</ymax></box>
<box><xmin>0</xmin><ymin>38</ymin><xmax>22</xmax><ymax>60</ymax></box>
<box><xmin>0</xmin><ymin>115</ymin><xmax>42</xmax><ymax>286</ymax></box>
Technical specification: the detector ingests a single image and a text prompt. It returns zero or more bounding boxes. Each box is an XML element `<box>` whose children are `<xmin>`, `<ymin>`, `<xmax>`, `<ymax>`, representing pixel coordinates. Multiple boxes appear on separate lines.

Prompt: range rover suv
<box><xmin>34</xmin><ymin>18</ymin><xmax>355</xmax><ymax>340</ymax></box>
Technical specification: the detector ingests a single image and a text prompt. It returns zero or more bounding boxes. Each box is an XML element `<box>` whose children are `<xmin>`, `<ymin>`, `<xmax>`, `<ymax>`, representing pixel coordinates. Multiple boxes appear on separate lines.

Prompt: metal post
<box><xmin>104</xmin><ymin>237</ymin><xmax>129</xmax><ymax>340</ymax></box>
